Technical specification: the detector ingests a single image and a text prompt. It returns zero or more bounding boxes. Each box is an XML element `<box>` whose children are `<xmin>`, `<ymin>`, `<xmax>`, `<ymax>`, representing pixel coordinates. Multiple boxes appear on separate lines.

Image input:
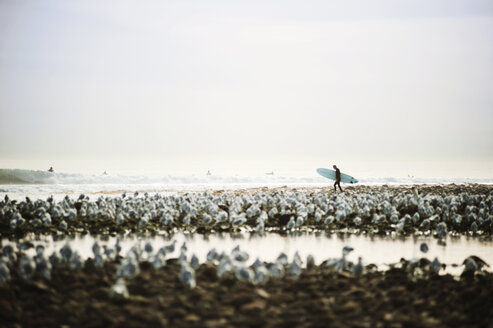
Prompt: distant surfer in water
<box><xmin>48</xmin><ymin>167</ymin><xmax>54</xmax><ymax>173</ymax></box>
<box><xmin>333</xmin><ymin>165</ymin><xmax>342</xmax><ymax>192</ymax></box>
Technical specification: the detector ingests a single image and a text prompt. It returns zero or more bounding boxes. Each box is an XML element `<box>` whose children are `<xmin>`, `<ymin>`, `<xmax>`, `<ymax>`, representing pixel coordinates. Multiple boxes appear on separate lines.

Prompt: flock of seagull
<box><xmin>0</xmin><ymin>237</ymin><xmax>489</xmax><ymax>297</ymax></box>
<box><xmin>0</xmin><ymin>189</ymin><xmax>491</xmax><ymax>295</ymax></box>
<box><xmin>1</xmin><ymin>188</ymin><xmax>492</xmax><ymax>235</ymax></box>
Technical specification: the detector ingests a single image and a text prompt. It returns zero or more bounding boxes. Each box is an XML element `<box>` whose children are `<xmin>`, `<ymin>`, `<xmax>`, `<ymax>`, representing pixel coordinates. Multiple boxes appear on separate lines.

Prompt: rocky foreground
<box><xmin>1</xmin><ymin>184</ymin><xmax>492</xmax><ymax>237</ymax></box>
<box><xmin>0</xmin><ymin>258</ymin><xmax>491</xmax><ymax>328</ymax></box>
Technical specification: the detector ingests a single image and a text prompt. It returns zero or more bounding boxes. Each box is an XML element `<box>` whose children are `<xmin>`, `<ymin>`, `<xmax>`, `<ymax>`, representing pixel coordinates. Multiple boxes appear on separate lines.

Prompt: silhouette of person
<box><xmin>48</xmin><ymin>167</ymin><xmax>54</xmax><ymax>173</ymax></box>
<box><xmin>333</xmin><ymin>165</ymin><xmax>342</xmax><ymax>192</ymax></box>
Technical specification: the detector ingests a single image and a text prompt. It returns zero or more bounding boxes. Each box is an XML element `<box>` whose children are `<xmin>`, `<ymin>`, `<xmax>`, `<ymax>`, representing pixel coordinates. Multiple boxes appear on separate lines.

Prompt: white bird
<box><xmin>254</xmin><ymin>265</ymin><xmax>269</xmax><ymax>285</ymax></box>
<box><xmin>216</xmin><ymin>257</ymin><xmax>231</xmax><ymax>278</ymax></box>
<box><xmin>117</xmin><ymin>257</ymin><xmax>140</xmax><ymax>279</ymax></box>
<box><xmin>19</xmin><ymin>256</ymin><xmax>36</xmax><ymax>280</ymax></box>
<box><xmin>235</xmin><ymin>266</ymin><xmax>255</xmax><ymax>283</ymax></box>
<box><xmin>201</xmin><ymin>213</ymin><xmax>212</xmax><ymax>225</ymax></box>
<box><xmin>288</xmin><ymin>261</ymin><xmax>301</xmax><ymax>279</ymax></box>
<box><xmin>60</xmin><ymin>244</ymin><xmax>73</xmax><ymax>262</ymax></box>
<box><xmin>268</xmin><ymin>262</ymin><xmax>285</xmax><ymax>278</ymax></box>
<box><xmin>179</xmin><ymin>263</ymin><xmax>196</xmax><ymax>288</ymax></box>
<box><xmin>436</xmin><ymin>222</ymin><xmax>447</xmax><ymax>238</ymax></box>
<box><xmin>255</xmin><ymin>220</ymin><xmax>265</xmax><ymax>232</ymax></box>
<box><xmin>430</xmin><ymin>257</ymin><xmax>442</xmax><ymax>274</ymax></box>
<box><xmin>59</xmin><ymin>220</ymin><xmax>68</xmax><ymax>231</ymax></box>
<box><xmin>190</xmin><ymin>254</ymin><xmax>199</xmax><ymax>270</ymax></box>
<box><xmin>334</xmin><ymin>246</ymin><xmax>354</xmax><ymax>272</ymax></box>
<box><xmin>276</xmin><ymin>253</ymin><xmax>288</xmax><ymax>266</ymax></box>
<box><xmin>324</xmin><ymin>216</ymin><xmax>335</xmax><ymax>225</ymax></box>
<box><xmin>110</xmin><ymin>278</ymin><xmax>129</xmax><ymax>298</ymax></box>
<box><xmin>286</xmin><ymin>217</ymin><xmax>295</xmax><ymax>229</ymax></box>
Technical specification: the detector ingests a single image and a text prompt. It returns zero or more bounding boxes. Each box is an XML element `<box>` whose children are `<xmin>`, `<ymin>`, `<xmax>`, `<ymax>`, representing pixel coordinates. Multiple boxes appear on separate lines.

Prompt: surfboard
<box><xmin>317</xmin><ymin>168</ymin><xmax>358</xmax><ymax>184</ymax></box>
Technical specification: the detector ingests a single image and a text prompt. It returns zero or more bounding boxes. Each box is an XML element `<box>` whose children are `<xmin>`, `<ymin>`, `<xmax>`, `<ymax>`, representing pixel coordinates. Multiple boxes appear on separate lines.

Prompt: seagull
<box><xmin>334</xmin><ymin>246</ymin><xmax>354</xmax><ymax>272</ymax></box>
<box><xmin>276</xmin><ymin>253</ymin><xmax>288</xmax><ymax>266</ymax></box>
<box><xmin>288</xmin><ymin>261</ymin><xmax>301</xmax><ymax>279</ymax></box>
<box><xmin>92</xmin><ymin>242</ymin><xmax>101</xmax><ymax>256</ymax></box>
<box><xmin>420</xmin><ymin>242</ymin><xmax>429</xmax><ymax>254</ymax></box>
<box><xmin>470</xmin><ymin>222</ymin><xmax>479</xmax><ymax>234</ymax></box>
<box><xmin>59</xmin><ymin>220</ymin><xmax>68</xmax><ymax>231</ymax></box>
<box><xmin>306</xmin><ymin>255</ymin><xmax>315</xmax><ymax>270</ymax></box>
<box><xmin>268</xmin><ymin>262</ymin><xmax>285</xmax><ymax>278</ymax></box>
<box><xmin>2</xmin><ymin>245</ymin><xmax>16</xmax><ymax>263</ymax></box>
<box><xmin>190</xmin><ymin>254</ymin><xmax>199</xmax><ymax>270</ymax></box>
<box><xmin>60</xmin><ymin>244</ymin><xmax>73</xmax><ymax>262</ymax></box>
<box><xmin>110</xmin><ymin>278</ymin><xmax>129</xmax><ymax>298</ymax></box>
<box><xmin>201</xmin><ymin>213</ymin><xmax>213</xmax><ymax>225</ymax></box>
<box><xmin>35</xmin><ymin>256</ymin><xmax>52</xmax><ymax>280</ymax></box>
<box><xmin>0</xmin><ymin>261</ymin><xmax>10</xmax><ymax>283</ymax></box>
<box><xmin>179</xmin><ymin>263</ymin><xmax>196</xmax><ymax>288</ymax></box>
<box><xmin>430</xmin><ymin>257</ymin><xmax>442</xmax><ymax>274</ymax></box>
<box><xmin>463</xmin><ymin>255</ymin><xmax>488</xmax><ymax>273</ymax></box>
<box><xmin>207</xmin><ymin>248</ymin><xmax>218</xmax><ymax>263</ymax></box>
<box><xmin>351</xmin><ymin>257</ymin><xmax>363</xmax><ymax>276</ymax></box>
<box><xmin>235</xmin><ymin>266</ymin><xmax>255</xmax><ymax>283</ymax></box>
<box><xmin>217</xmin><ymin>258</ymin><xmax>233</xmax><ymax>278</ymax></box>
<box><xmin>254</xmin><ymin>265</ymin><xmax>270</xmax><ymax>285</ymax></box>
<box><xmin>144</xmin><ymin>242</ymin><xmax>153</xmax><ymax>255</ymax></box>
<box><xmin>255</xmin><ymin>220</ymin><xmax>265</xmax><ymax>232</ymax></box>
<box><xmin>19</xmin><ymin>256</ymin><xmax>36</xmax><ymax>280</ymax></box>
<box><xmin>94</xmin><ymin>254</ymin><xmax>104</xmax><ymax>268</ymax></box>
<box><xmin>324</xmin><ymin>216</ymin><xmax>335</xmax><ymax>225</ymax></box>
<box><xmin>69</xmin><ymin>251</ymin><xmax>82</xmax><ymax>270</ymax></box>
<box><xmin>286</xmin><ymin>216</ymin><xmax>295</xmax><ymax>229</ymax></box>
<box><xmin>436</xmin><ymin>222</ymin><xmax>447</xmax><ymax>239</ymax></box>
<box><xmin>164</xmin><ymin>240</ymin><xmax>177</xmax><ymax>254</ymax></box>
<box><xmin>117</xmin><ymin>257</ymin><xmax>140</xmax><ymax>279</ymax></box>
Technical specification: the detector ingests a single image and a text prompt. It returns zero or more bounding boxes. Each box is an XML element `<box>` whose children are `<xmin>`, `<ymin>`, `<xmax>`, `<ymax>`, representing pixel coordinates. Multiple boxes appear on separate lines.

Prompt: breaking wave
<box><xmin>1</xmin><ymin>169</ymin><xmax>492</xmax><ymax>187</ymax></box>
<box><xmin>0</xmin><ymin>169</ymin><xmax>322</xmax><ymax>186</ymax></box>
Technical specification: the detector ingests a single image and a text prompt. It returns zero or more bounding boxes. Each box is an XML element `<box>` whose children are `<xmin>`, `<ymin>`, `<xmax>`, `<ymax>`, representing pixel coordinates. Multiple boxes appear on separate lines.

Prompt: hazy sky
<box><xmin>1</xmin><ymin>0</ymin><xmax>493</xmax><ymax>171</ymax></box>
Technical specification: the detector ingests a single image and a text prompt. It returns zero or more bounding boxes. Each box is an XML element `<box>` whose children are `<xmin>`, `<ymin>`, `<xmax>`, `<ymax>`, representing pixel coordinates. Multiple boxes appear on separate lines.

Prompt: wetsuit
<box><xmin>334</xmin><ymin>168</ymin><xmax>342</xmax><ymax>192</ymax></box>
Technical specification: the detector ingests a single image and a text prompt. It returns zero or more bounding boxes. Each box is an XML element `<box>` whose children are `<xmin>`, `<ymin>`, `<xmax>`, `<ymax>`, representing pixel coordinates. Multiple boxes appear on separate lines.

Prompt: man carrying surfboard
<box><xmin>333</xmin><ymin>165</ymin><xmax>342</xmax><ymax>192</ymax></box>
<box><xmin>316</xmin><ymin>166</ymin><xmax>358</xmax><ymax>187</ymax></box>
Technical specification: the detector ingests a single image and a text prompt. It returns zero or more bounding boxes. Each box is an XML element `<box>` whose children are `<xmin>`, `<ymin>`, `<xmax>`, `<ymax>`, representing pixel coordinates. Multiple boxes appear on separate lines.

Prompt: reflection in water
<box><xmin>2</xmin><ymin>232</ymin><xmax>492</xmax><ymax>275</ymax></box>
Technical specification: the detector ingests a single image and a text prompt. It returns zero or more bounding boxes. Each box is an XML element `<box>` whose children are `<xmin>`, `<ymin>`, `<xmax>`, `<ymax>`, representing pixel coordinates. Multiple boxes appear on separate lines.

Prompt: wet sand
<box><xmin>0</xmin><ymin>259</ymin><xmax>491</xmax><ymax>328</ymax></box>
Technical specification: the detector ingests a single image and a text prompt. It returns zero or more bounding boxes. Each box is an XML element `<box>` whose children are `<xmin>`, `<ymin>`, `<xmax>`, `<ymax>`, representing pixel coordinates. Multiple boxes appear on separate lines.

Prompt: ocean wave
<box><xmin>1</xmin><ymin>168</ymin><xmax>492</xmax><ymax>187</ymax></box>
<box><xmin>0</xmin><ymin>169</ymin><xmax>323</xmax><ymax>186</ymax></box>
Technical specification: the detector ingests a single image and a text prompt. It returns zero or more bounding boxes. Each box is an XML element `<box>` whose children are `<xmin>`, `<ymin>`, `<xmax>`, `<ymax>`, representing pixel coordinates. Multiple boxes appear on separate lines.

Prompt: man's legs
<box><xmin>336</xmin><ymin>181</ymin><xmax>343</xmax><ymax>192</ymax></box>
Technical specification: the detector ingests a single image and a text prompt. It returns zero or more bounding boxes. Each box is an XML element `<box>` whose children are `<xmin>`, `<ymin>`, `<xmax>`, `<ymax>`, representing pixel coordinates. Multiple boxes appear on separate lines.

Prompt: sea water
<box><xmin>1</xmin><ymin>159</ymin><xmax>492</xmax><ymax>201</ymax></box>
<box><xmin>3</xmin><ymin>232</ymin><xmax>491</xmax><ymax>276</ymax></box>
